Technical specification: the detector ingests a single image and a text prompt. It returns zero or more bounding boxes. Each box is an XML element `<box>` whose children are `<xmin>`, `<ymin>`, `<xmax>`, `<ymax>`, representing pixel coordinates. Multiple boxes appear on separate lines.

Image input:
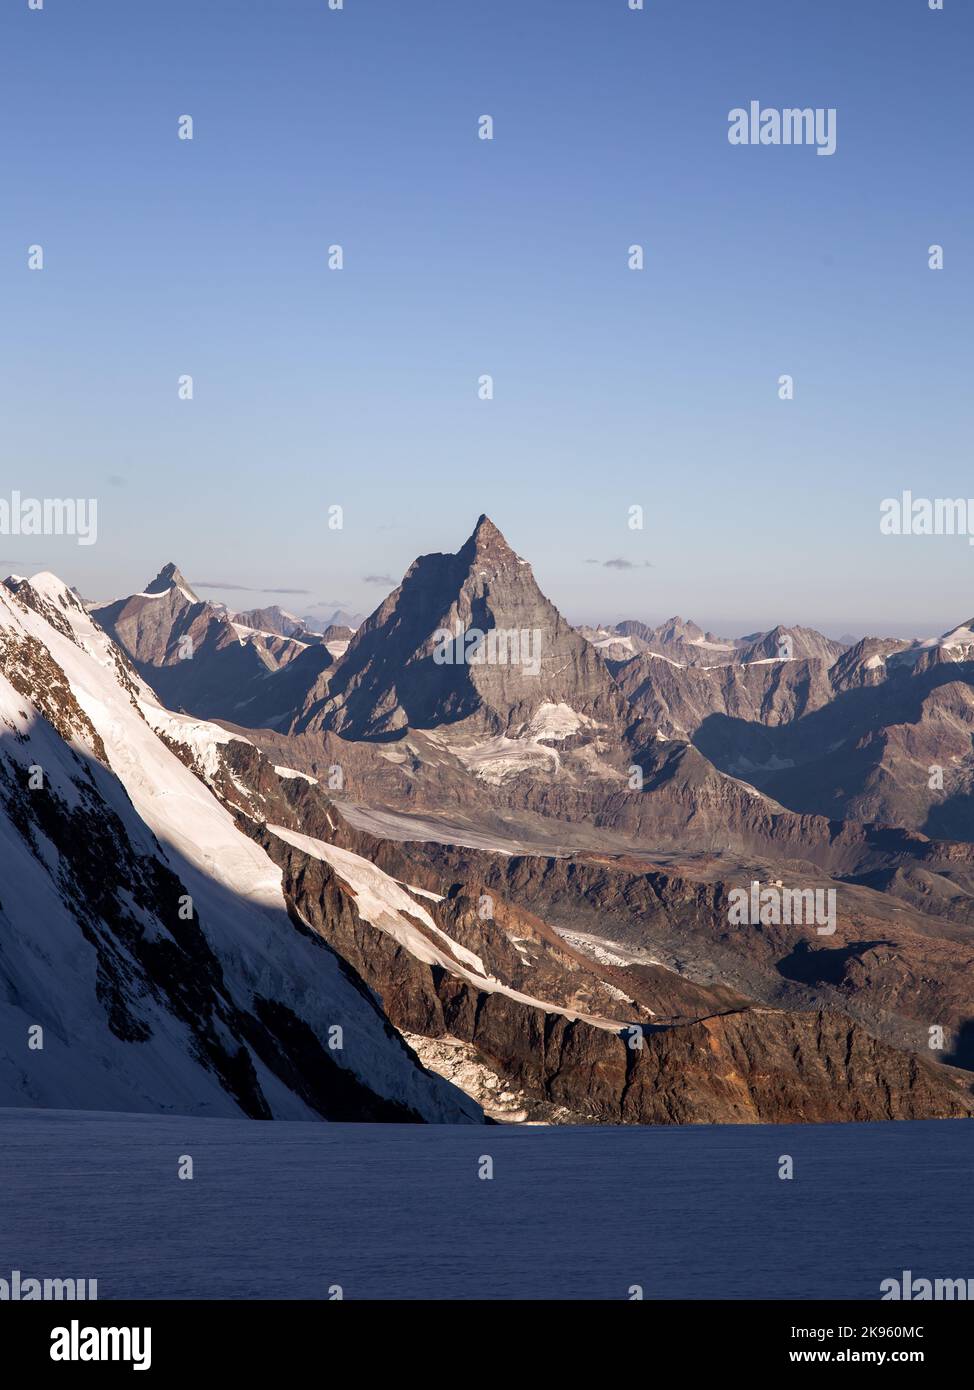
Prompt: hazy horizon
<box><xmin>1</xmin><ymin>520</ymin><xmax>964</xmax><ymax>646</ymax></box>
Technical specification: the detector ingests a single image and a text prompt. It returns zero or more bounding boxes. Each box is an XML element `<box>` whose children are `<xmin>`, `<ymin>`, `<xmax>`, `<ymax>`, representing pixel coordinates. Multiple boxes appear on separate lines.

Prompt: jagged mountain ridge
<box><xmin>617</xmin><ymin>621</ymin><xmax>974</xmax><ymax>837</ymax></box>
<box><xmin>580</xmin><ymin>616</ymin><xmax>846</xmax><ymax>668</ymax></box>
<box><xmin>92</xmin><ymin>564</ymin><xmax>331</xmax><ymax>725</ymax></box>
<box><xmin>233</xmin><ymin>605</ymin><xmax>325</xmax><ymax>646</ymax></box>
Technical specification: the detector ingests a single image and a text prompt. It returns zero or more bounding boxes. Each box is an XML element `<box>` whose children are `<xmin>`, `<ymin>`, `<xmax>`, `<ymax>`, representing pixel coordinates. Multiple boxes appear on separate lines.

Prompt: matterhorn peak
<box><xmin>472</xmin><ymin>513</ymin><xmax>503</xmax><ymax>542</ymax></box>
<box><xmin>459</xmin><ymin>514</ymin><xmax>522</xmax><ymax>568</ymax></box>
<box><xmin>304</xmin><ymin>512</ymin><xmax>627</xmax><ymax>740</ymax></box>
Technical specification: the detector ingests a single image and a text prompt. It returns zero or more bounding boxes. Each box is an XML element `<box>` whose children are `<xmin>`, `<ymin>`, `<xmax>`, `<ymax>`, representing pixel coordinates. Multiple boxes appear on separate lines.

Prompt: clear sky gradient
<box><xmin>1</xmin><ymin>0</ymin><xmax>971</xmax><ymax>637</ymax></box>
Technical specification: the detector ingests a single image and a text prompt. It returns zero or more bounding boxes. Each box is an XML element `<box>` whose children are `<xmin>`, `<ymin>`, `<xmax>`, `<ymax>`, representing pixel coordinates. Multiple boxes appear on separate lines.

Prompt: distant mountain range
<box><xmin>601</xmin><ymin>615</ymin><xmax>974</xmax><ymax>839</ymax></box>
<box><xmin>2</xmin><ymin>516</ymin><xmax>973</xmax><ymax>1125</ymax></box>
<box><xmin>579</xmin><ymin>616</ymin><xmax>846</xmax><ymax>666</ymax></box>
<box><xmin>89</xmin><ymin>526</ymin><xmax>974</xmax><ymax>846</ymax></box>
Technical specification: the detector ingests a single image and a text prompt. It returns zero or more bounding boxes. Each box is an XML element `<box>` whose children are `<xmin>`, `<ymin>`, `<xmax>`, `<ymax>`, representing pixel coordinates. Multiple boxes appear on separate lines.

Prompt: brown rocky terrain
<box><xmin>614</xmin><ymin>617</ymin><xmax>974</xmax><ymax>840</ymax></box>
<box><xmin>253</xmin><ymin>795</ymin><xmax>973</xmax><ymax>1124</ymax></box>
<box><xmin>68</xmin><ymin>518</ymin><xmax>974</xmax><ymax>1126</ymax></box>
<box><xmin>146</xmin><ymin>720</ymin><xmax>973</xmax><ymax>1125</ymax></box>
<box><xmin>92</xmin><ymin>564</ymin><xmax>329</xmax><ymax>722</ymax></box>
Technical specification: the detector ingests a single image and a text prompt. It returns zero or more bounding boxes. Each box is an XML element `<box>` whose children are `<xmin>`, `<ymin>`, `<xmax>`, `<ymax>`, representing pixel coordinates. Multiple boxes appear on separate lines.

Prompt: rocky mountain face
<box><xmin>297</xmin><ymin>515</ymin><xmax>630</xmax><ymax>747</ymax></box>
<box><xmin>91</xmin><ymin>565</ymin><xmax>332</xmax><ymax>726</ymax></box>
<box><xmin>614</xmin><ymin>651</ymin><xmax>835</xmax><ymax>740</ymax></box>
<box><xmin>735</xmin><ymin>625</ymin><xmax>846</xmax><ymax>665</ymax></box>
<box><xmin>0</xmin><ymin>574</ymin><xmax>479</xmax><ymax>1123</ymax></box>
<box><xmin>615</xmin><ymin>620</ymin><xmax>974</xmax><ymax>838</ymax></box>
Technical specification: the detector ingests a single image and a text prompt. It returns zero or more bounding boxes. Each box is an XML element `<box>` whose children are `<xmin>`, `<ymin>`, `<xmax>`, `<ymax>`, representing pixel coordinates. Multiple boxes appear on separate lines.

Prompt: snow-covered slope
<box><xmin>267</xmin><ymin>823</ymin><xmax>629</xmax><ymax>1032</ymax></box>
<box><xmin>0</xmin><ymin>573</ymin><xmax>481</xmax><ymax>1123</ymax></box>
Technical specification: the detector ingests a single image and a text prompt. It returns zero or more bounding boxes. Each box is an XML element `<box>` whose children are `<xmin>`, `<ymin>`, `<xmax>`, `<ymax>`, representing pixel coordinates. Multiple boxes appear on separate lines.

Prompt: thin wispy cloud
<box><xmin>193</xmin><ymin>581</ymin><xmax>312</xmax><ymax>594</ymax></box>
<box><xmin>585</xmin><ymin>558</ymin><xmax>654</xmax><ymax>571</ymax></box>
<box><xmin>363</xmin><ymin>574</ymin><xmax>396</xmax><ymax>586</ymax></box>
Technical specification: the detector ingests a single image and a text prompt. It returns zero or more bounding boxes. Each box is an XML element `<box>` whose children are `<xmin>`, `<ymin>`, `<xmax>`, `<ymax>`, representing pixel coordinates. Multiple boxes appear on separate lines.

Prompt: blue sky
<box><xmin>1</xmin><ymin>0</ymin><xmax>971</xmax><ymax>636</ymax></box>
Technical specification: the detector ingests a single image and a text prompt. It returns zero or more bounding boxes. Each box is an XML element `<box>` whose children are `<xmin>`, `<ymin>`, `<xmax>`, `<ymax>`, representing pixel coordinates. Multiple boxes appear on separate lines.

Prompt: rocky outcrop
<box><xmin>406</xmin><ymin>843</ymin><xmax>974</xmax><ymax>1066</ymax></box>
<box><xmin>187</xmin><ymin>757</ymin><xmax>968</xmax><ymax>1126</ymax></box>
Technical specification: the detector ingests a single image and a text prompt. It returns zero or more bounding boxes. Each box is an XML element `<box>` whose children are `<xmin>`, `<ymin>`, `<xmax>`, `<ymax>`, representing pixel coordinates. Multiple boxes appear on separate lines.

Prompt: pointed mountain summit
<box><xmin>93</xmin><ymin>564</ymin><xmax>330</xmax><ymax>722</ymax></box>
<box><xmin>316</xmin><ymin>608</ymin><xmax>365</xmax><ymax>631</ymax></box>
<box><xmin>460</xmin><ymin>513</ymin><xmax>518</xmax><ymax>564</ymax></box>
<box><xmin>144</xmin><ymin>562</ymin><xmax>198</xmax><ymax>601</ymax></box>
<box><xmin>299</xmin><ymin>515</ymin><xmax>628</xmax><ymax>741</ymax></box>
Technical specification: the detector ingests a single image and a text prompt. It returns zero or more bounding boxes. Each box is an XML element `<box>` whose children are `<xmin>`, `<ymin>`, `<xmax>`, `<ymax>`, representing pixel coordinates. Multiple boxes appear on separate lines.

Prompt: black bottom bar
<box><xmin>2</xmin><ymin>1299</ymin><xmax>966</xmax><ymax>1375</ymax></box>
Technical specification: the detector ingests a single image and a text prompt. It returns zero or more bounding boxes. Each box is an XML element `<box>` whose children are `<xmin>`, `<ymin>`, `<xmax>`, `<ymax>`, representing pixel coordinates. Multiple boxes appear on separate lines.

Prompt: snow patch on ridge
<box><xmin>267</xmin><ymin>823</ymin><xmax>489</xmax><ymax>974</ymax></box>
<box><xmin>267</xmin><ymin>823</ymin><xmax>629</xmax><ymax>1032</ymax></box>
<box><xmin>274</xmin><ymin>765</ymin><xmax>318</xmax><ymax>785</ymax></box>
<box><xmin>142</xmin><ymin>704</ymin><xmax>252</xmax><ymax>781</ymax></box>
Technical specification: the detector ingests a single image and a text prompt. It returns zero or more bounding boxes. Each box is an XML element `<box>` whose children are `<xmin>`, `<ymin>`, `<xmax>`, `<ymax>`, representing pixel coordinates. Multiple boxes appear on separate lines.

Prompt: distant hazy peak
<box><xmin>144</xmin><ymin>562</ymin><xmax>199</xmax><ymax>602</ymax></box>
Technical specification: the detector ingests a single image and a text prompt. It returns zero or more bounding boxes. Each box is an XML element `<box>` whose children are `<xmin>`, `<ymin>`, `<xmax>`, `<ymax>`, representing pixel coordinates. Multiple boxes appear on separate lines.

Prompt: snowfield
<box><xmin>429</xmin><ymin>703</ymin><xmax>601</xmax><ymax>784</ymax></box>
